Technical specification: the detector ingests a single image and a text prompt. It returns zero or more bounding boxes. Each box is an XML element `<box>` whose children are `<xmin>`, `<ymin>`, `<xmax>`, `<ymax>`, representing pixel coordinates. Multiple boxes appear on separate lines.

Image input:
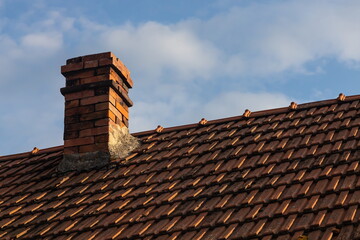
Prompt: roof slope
<box><xmin>1</xmin><ymin>95</ymin><xmax>360</xmax><ymax>239</ymax></box>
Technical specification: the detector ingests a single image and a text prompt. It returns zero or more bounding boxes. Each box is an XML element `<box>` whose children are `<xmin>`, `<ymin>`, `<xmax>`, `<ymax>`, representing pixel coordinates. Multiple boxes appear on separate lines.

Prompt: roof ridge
<box><xmin>133</xmin><ymin>93</ymin><xmax>360</xmax><ymax>137</ymax></box>
<box><xmin>3</xmin><ymin>94</ymin><xmax>359</xmax><ymax>157</ymax></box>
<box><xmin>0</xmin><ymin>145</ymin><xmax>63</xmax><ymax>161</ymax></box>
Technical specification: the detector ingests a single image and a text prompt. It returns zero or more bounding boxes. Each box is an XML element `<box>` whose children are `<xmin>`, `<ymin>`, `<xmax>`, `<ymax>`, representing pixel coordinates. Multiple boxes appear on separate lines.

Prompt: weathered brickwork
<box><xmin>59</xmin><ymin>52</ymin><xmax>136</xmax><ymax>171</ymax></box>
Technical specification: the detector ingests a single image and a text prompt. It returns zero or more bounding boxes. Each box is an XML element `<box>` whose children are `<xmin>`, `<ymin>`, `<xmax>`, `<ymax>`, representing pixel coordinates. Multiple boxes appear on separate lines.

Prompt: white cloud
<box><xmin>181</xmin><ymin>0</ymin><xmax>360</xmax><ymax>75</ymax></box>
<box><xmin>203</xmin><ymin>91</ymin><xmax>292</xmax><ymax>120</ymax></box>
<box><xmin>21</xmin><ymin>32</ymin><xmax>62</xmax><ymax>52</ymax></box>
<box><xmin>129</xmin><ymin>90</ymin><xmax>293</xmax><ymax>132</ymax></box>
<box><xmin>130</xmin><ymin>82</ymin><xmax>201</xmax><ymax>132</ymax></box>
<box><xmin>131</xmin><ymin>100</ymin><xmax>173</xmax><ymax>132</ymax></box>
<box><xmin>98</xmin><ymin>21</ymin><xmax>220</xmax><ymax>82</ymax></box>
<box><xmin>40</xmin><ymin>11</ymin><xmax>75</xmax><ymax>31</ymax></box>
<box><xmin>0</xmin><ymin>10</ymin><xmax>68</xmax><ymax>154</ymax></box>
<box><xmin>0</xmin><ymin>9</ymin><xmax>71</xmax><ymax>84</ymax></box>
<box><xmin>71</xmin><ymin>0</ymin><xmax>360</xmax><ymax>82</ymax></box>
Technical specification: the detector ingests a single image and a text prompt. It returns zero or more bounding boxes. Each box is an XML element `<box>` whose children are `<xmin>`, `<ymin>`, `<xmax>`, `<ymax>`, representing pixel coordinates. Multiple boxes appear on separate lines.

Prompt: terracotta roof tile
<box><xmin>4</xmin><ymin>95</ymin><xmax>360</xmax><ymax>239</ymax></box>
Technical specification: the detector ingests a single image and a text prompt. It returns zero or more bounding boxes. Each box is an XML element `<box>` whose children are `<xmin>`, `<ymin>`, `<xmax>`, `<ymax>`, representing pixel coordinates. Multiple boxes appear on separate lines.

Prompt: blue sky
<box><xmin>1</xmin><ymin>0</ymin><xmax>360</xmax><ymax>155</ymax></box>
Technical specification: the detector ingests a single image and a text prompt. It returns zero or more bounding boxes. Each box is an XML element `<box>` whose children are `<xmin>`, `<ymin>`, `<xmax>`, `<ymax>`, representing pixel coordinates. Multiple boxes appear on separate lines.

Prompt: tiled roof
<box><xmin>2</xmin><ymin>95</ymin><xmax>360</xmax><ymax>239</ymax></box>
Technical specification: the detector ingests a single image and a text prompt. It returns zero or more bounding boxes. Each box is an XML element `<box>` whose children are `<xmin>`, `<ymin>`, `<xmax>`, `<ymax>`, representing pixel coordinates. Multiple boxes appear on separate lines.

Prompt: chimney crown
<box><xmin>58</xmin><ymin>52</ymin><xmax>139</xmax><ymax>172</ymax></box>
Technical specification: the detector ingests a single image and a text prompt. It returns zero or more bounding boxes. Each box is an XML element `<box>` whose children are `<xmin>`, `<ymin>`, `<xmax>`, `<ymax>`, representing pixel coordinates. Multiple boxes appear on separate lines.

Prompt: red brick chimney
<box><xmin>58</xmin><ymin>52</ymin><xmax>139</xmax><ymax>172</ymax></box>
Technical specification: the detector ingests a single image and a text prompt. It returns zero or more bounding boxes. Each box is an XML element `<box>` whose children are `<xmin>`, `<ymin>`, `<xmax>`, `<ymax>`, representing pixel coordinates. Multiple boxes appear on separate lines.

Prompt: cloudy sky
<box><xmin>1</xmin><ymin>0</ymin><xmax>360</xmax><ymax>155</ymax></box>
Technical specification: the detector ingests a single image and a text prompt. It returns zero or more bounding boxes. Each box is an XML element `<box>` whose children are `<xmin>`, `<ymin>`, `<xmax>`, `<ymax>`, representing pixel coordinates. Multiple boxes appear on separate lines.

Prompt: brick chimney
<box><xmin>58</xmin><ymin>52</ymin><xmax>139</xmax><ymax>172</ymax></box>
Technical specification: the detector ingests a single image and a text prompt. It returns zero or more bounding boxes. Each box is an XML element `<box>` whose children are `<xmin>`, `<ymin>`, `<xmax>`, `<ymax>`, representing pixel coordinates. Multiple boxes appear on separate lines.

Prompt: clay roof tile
<box><xmin>3</xmin><ymin>94</ymin><xmax>360</xmax><ymax>239</ymax></box>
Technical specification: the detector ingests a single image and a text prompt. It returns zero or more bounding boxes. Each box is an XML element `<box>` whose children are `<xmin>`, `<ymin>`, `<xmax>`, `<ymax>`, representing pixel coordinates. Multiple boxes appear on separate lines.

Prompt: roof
<box><xmin>1</xmin><ymin>94</ymin><xmax>360</xmax><ymax>239</ymax></box>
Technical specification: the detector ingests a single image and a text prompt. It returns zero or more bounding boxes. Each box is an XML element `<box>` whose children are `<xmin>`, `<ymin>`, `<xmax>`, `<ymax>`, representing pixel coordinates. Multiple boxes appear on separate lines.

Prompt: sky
<box><xmin>2</xmin><ymin>0</ymin><xmax>360</xmax><ymax>155</ymax></box>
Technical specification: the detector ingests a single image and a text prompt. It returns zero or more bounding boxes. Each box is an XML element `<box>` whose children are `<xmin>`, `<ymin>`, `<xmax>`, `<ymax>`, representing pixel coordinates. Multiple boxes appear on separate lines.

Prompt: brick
<box><xmin>80</xmin><ymin>95</ymin><xmax>109</xmax><ymax>106</ymax></box>
<box><xmin>64</xmin><ymin>146</ymin><xmax>79</xmax><ymax>154</ymax></box>
<box><xmin>65</xmin><ymin>115</ymin><xmax>80</xmax><ymax>124</ymax></box>
<box><xmin>65</xmin><ymin>100</ymin><xmax>79</xmax><ymax>108</ymax></box>
<box><xmin>66</xmin><ymin>69</ymin><xmax>96</xmax><ymax>80</ymax></box>
<box><xmin>109</xmin><ymin>103</ymin><xmax>123</xmax><ymax>119</ymax></box>
<box><xmin>66</xmin><ymin>56</ymin><xmax>82</xmax><ymax>64</ymax></box>
<box><xmin>118</xmin><ymin>83</ymin><xmax>129</xmax><ymax>94</ymax></box>
<box><xmin>113</xmin><ymin>58</ymin><xmax>131</xmax><ymax>82</ymax></box>
<box><xmin>80</xmin><ymin>75</ymin><xmax>109</xmax><ymax>85</ymax></box>
<box><xmin>66</xmin><ymin>79</ymin><xmax>80</xmax><ymax>87</ymax></box>
<box><xmin>109</xmin><ymin>120</ymin><xmax>118</xmax><ymax>128</ymax></box>
<box><xmin>108</xmin><ymin>68</ymin><xmax>130</xmax><ymax>92</ymax></box>
<box><xmin>82</xmin><ymin>52</ymin><xmax>113</xmax><ymax>62</ymax></box>
<box><xmin>109</xmin><ymin>69</ymin><xmax>123</xmax><ymax>83</ymax></box>
<box><xmin>109</xmin><ymin>68</ymin><xmax>129</xmax><ymax>88</ymax></box>
<box><xmin>79</xmin><ymin>143</ymin><xmax>108</xmax><ymax>153</ymax></box>
<box><xmin>95</xmin><ymin>118</ymin><xmax>111</xmax><ymax>127</ymax></box>
<box><xmin>99</xmin><ymin>58</ymin><xmax>113</xmax><ymax>67</ymax></box>
<box><xmin>115</xmin><ymin>101</ymin><xmax>129</xmax><ymax>119</ymax></box>
<box><xmin>84</xmin><ymin>60</ymin><xmax>99</xmax><ymax>69</ymax></box>
<box><xmin>109</xmin><ymin>88</ymin><xmax>130</xmax><ymax>109</ymax></box>
<box><xmin>61</xmin><ymin>62</ymin><xmax>83</xmax><ymax>74</ymax></box>
<box><xmin>115</xmin><ymin>69</ymin><xmax>133</xmax><ymax>88</ymax></box>
<box><xmin>122</xmin><ymin>115</ymin><xmax>128</xmax><ymax>122</ymax></box>
<box><xmin>65</xmin><ymin>105</ymin><xmax>95</xmax><ymax>116</ymax></box>
<box><xmin>64</xmin><ymin>136</ymin><xmax>94</xmax><ymax>147</ymax></box>
<box><xmin>109</xmin><ymin>95</ymin><xmax>116</xmax><ymax>106</ymax></box>
<box><xmin>123</xmin><ymin>116</ymin><xmax>129</xmax><ymax>127</ymax></box>
<box><xmin>80</xmin><ymin>110</ymin><xmax>109</xmax><ymax>121</ymax></box>
<box><xmin>96</xmin><ymin>66</ymin><xmax>111</xmax><ymax>75</ymax></box>
<box><xmin>94</xmin><ymin>87</ymin><xmax>110</xmax><ymax>96</ymax></box>
<box><xmin>95</xmin><ymin>102</ymin><xmax>108</xmax><ymax>111</ymax></box>
<box><xmin>108</xmin><ymin>110</ymin><xmax>116</xmax><ymax>122</ymax></box>
<box><xmin>116</xmin><ymin>99</ymin><xmax>128</xmax><ymax>111</ymax></box>
<box><xmin>64</xmin><ymin>131</ymin><xmax>79</xmax><ymax>140</ymax></box>
<box><xmin>65</xmin><ymin>121</ymin><xmax>94</xmax><ymax>132</ymax></box>
<box><xmin>112</xmin><ymin>81</ymin><xmax>129</xmax><ymax>95</ymax></box>
<box><xmin>125</xmin><ymin>76</ymin><xmax>134</xmax><ymax>88</ymax></box>
<box><xmin>115</xmin><ymin>116</ymin><xmax>122</xmax><ymax>125</ymax></box>
<box><xmin>120</xmin><ymin>80</ymin><xmax>129</xmax><ymax>92</ymax></box>
<box><xmin>109</xmin><ymin>73</ymin><xmax>128</xmax><ymax>93</ymax></box>
<box><xmin>79</xmin><ymin>126</ymin><xmax>109</xmax><ymax>137</ymax></box>
<box><xmin>109</xmin><ymin>88</ymin><xmax>121</xmax><ymax>102</ymax></box>
<box><xmin>95</xmin><ymin>134</ymin><xmax>109</xmax><ymax>143</ymax></box>
<box><xmin>65</xmin><ymin>90</ymin><xmax>94</xmax><ymax>101</ymax></box>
